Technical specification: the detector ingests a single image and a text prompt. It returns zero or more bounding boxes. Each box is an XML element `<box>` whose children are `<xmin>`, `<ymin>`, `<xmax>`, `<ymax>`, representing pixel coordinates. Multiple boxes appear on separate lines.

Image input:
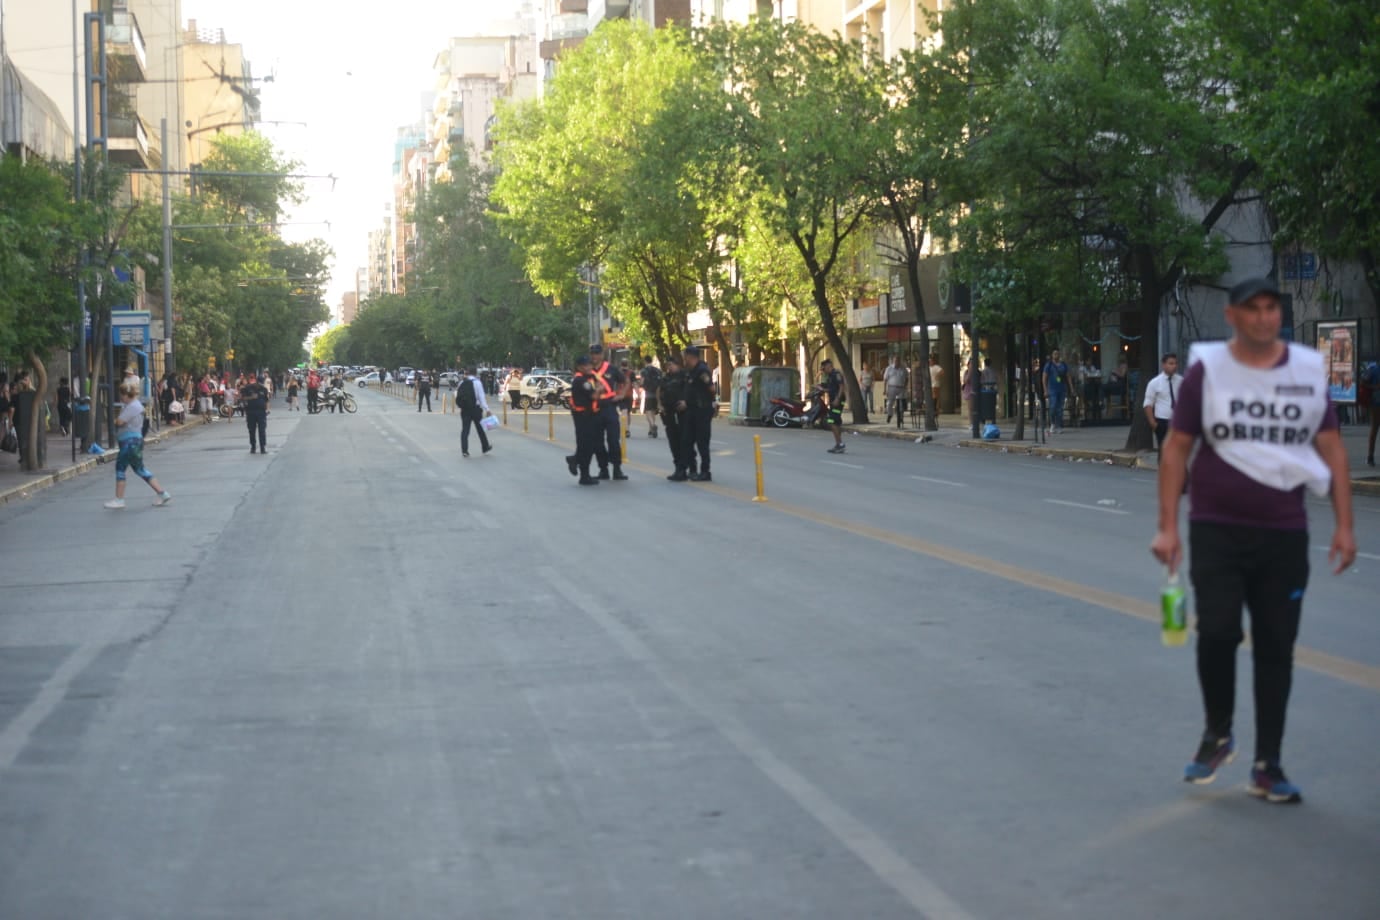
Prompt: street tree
<box><xmin>941</xmin><ymin>0</ymin><xmax>1249</xmax><ymax>449</ymax></box>
<box><xmin>699</xmin><ymin>18</ymin><xmax>884</xmax><ymax>422</ymax></box>
<box><xmin>1204</xmin><ymin>0</ymin><xmax>1380</xmax><ymax>311</ymax></box>
<box><xmin>0</xmin><ymin>153</ymin><xmax>132</xmax><ymax>468</ymax></box>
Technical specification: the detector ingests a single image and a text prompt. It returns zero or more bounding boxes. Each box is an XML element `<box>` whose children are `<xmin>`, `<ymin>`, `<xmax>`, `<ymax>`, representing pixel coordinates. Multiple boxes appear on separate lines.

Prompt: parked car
<box><xmin>437</xmin><ymin>371</ymin><xmax>461</xmax><ymax>389</ymax></box>
<box><xmin>514</xmin><ymin>374</ymin><xmax>570</xmax><ymax>409</ymax></box>
<box><xmin>356</xmin><ymin>371</ymin><xmax>381</xmax><ymax>387</ymax></box>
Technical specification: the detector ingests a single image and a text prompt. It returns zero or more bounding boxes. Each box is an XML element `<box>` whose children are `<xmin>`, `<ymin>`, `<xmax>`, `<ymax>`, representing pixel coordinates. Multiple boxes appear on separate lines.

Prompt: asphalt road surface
<box><xmin>1</xmin><ymin>386</ymin><xmax>1377</xmax><ymax>919</ymax></box>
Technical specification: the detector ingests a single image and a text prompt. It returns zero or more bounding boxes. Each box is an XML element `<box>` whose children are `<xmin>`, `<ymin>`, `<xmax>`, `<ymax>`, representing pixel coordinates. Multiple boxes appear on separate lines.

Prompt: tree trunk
<box><xmin>1123</xmin><ymin>254</ymin><xmax>1163</xmax><ymax>452</ymax></box>
<box><xmin>904</xmin><ymin>254</ymin><xmax>938</xmax><ymax>431</ymax></box>
<box><xmin>810</xmin><ymin>273</ymin><xmax>867</xmax><ymax>423</ymax></box>
<box><xmin>20</xmin><ymin>352</ymin><xmax>48</xmax><ymax>471</ymax></box>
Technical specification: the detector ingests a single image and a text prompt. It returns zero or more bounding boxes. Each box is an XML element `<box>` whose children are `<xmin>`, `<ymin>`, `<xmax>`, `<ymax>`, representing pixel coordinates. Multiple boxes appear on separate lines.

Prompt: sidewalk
<box><xmin>0</xmin><ymin>414</ymin><xmax>214</xmax><ymax>508</ymax></box>
<box><xmin>837</xmin><ymin>411</ymin><xmax>1380</xmax><ymax>498</ymax></box>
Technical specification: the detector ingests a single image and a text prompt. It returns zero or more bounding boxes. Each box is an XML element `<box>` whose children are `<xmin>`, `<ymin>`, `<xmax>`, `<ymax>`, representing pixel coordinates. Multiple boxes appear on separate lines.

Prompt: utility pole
<box><xmin>161</xmin><ymin>117</ymin><xmax>173</xmax><ymax>371</ymax></box>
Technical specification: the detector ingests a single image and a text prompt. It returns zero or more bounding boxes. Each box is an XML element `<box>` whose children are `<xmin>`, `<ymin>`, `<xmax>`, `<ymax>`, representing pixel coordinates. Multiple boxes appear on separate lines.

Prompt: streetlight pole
<box><xmin>161</xmin><ymin>117</ymin><xmax>173</xmax><ymax>371</ymax></box>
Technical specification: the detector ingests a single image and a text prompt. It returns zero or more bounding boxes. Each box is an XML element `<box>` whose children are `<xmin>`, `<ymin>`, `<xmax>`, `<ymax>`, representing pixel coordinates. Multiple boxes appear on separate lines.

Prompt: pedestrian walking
<box><xmin>928</xmin><ymin>355</ymin><xmax>945</xmax><ymax>412</ymax></box>
<box><xmin>287</xmin><ymin>377</ymin><xmax>300</xmax><ymax>411</ymax></box>
<box><xmin>1361</xmin><ymin>359</ymin><xmax>1379</xmax><ymax>466</ymax></box>
<box><xmin>640</xmin><ymin>356</ymin><xmax>662</xmax><ymax>438</ymax></box>
<box><xmin>565</xmin><ymin>354</ymin><xmax>601</xmax><ymax>485</ymax></box>
<box><xmin>417</xmin><ymin>370</ymin><xmax>433</xmax><ymax>412</ymax></box>
<box><xmin>1142</xmin><ymin>353</ymin><xmax>1183</xmax><ymax>451</ymax></box>
<box><xmin>589</xmin><ymin>343</ymin><xmax>628</xmax><ymax>480</ymax></box>
<box><xmin>820</xmin><ymin>359</ymin><xmax>847</xmax><ymax>453</ymax></box>
<box><xmin>883</xmin><ymin>356</ymin><xmax>908</xmax><ymax>427</ymax></box>
<box><xmin>306</xmin><ymin>369</ymin><xmax>321</xmax><ymax>414</ymax></box>
<box><xmin>1151</xmin><ymin>277</ymin><xmax>1356</xmax><ymax>804</ymax></box>
<box><xmin>1043</xmin><ymin>349</ymin><xmax>1070</xmax><ymax>433</ymax></box>
<box><xmin>104</xmin><ymin>382</ymin><xmax>171</xmax><ymax>509</ymax></box>
<box><xmin>57</xmin><ymin>377</ymin><xmax>72</xmax><ymax>436</ymax></box>
<box><xmin>455</xmin><ymin>368</ymin><xmax>493</xmax><ymax>457</ymax></box>
<box><xmin>679</xmin><ymin>345</ymin><xmax>715</xmax><ymax>481</ymax></box>
<box><xmin>241</xmin><ymin>374</ymin><xmax>270</xmax><ymax>454</ymax></box>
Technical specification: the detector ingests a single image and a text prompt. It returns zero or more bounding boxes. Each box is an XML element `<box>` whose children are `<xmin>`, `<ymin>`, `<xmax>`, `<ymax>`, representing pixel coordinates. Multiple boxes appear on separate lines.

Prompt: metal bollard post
<box><xmin>502</xmin><ymin>400</ymin><xmax>508</xmax><ymax>426</ymax></box>
<box><xmin>523</xmin><ymin>404</ymin><xmax>529</xmax><ymax>433</ymax></box>
<box><xmin>752</xmin><ymin>434</ymin><xmax>769</xmax><ymax>502</ymax></box>
<box><xmin>548</xmin><ymin>405</ymin><xmax>554</xmax><ymax>441</ymax></box>
<box><xmin>620</xmin><ymin>421</ymin><xmax>628</xmax><ymax>463</ymax></box>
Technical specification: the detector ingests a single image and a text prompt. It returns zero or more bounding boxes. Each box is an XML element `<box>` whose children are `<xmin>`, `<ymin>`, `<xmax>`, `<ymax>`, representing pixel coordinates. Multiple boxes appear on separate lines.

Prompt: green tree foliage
<box><xmin>412</xmin><ymin>147</ymin><xmax>583</xmax><ymax>369</ymax></box>
<box><xmin>340</xmin><ymin>294</ymin><xmax>430</xmax><ymax>370</ymax></box>
<box><xmin>699</xmin><ymin>18</ymin><xmax>884</xmax><ymax>421</ymax></box>
<box><xmin>312</xmin><ymin>323</ymin><xmax>351</xmax><ymax>365</ymax></box>
<box><xmin>492</xmin><ymin>21</ymin><xmax>743</xmax><ymax>363</ymax></box>
<box><xmin>128</xmin><ymin>131</ymin><xmax>328</xmax><ymax>374</ymax></box>
<box><xmin>1204</xmin><ymin>0</ymin><xmax>1380</xmax><ymax>308</ymax></box>
<box><xmin>0</xmin><ymin>153</ymin><xmax>133</xmax><ymax>467</ymax></box>
<box><xmin>942</xmin><ymin>0</ymin><xmax>1251</xmax><ymax>448</ymax></box>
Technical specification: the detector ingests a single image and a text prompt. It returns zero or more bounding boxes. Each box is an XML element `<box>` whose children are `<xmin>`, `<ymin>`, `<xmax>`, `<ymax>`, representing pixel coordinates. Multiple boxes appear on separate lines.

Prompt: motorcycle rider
<box><xmin>680</xmin><ymin>346</ymin><xmax>716</xmax><ymax>482</ymax></box>
<box><xmin>241</xmin><ymin>374</ymin><xmax>270</xmax><ymax>454</ymax></box>
<box><xmin>328</xmin><ymin>371</ymin><xmax>345</xmax><ymax>414</ymax></box>
<box><xmin>589</xmin><ymin>343</ymin><xmax>628</xmax><ymax>481</ymax></box>
<box><xmin>658</xmin><ymin>356</ymin><xmax>690</xmax><ymax>480</ymax></box>
<box><xmin>564</xmin><ymin>354</ymin><xmax>602</xmax><ymax>485</ymax></box>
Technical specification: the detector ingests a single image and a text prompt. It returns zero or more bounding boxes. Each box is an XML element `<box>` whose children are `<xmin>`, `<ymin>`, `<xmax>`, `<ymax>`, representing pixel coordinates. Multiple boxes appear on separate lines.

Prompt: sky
<box><xmin>181</xmin><ymin>0</ymin><xmax>529</xmax><ymax>308</ymax></box>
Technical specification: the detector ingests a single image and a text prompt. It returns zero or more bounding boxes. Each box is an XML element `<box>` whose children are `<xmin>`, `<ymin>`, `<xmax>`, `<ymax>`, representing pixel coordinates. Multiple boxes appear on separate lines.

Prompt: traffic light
<box><xmin>227</xmin><ymin>348</ymin><xmax>235</xmax><ymax>360</ymax></box>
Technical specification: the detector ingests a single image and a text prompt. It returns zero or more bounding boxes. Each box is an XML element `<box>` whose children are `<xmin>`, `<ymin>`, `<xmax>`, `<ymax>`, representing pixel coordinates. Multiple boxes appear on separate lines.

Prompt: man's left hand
<box><xmin>1329</xmin><ymin>527</ymin><xmax>1357</xmax><ymax>574</ymax></box>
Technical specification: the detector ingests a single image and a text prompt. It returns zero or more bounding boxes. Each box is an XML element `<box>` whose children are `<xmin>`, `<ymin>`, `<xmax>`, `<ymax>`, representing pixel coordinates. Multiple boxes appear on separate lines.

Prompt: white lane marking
<box><xmin>1043</xmin><ymin>498</ymin><xmax>1130</xmax><ymax>515</ymax></box>
<box><xmin>395</xmin><ymin>444</ymin><xmax>408</xmax><ymax>453</ymax></box>
<box><xmin>408</xmin><ymin>455</ymin><xmax>420</xmax><ymax>464</ymax></box>
<box><xmin>441</xmin><ymin>487</ymin><xmax>461</xmax><ymax>500</ymax></box>
<box><xmin>540</xmin><ymin>567</ymin><xmax>975</xmax><ymax>920</ymax></box>
<box><xmin>820</xmin><ymin>459</ymin><xmax>865</xmax><ymax>470</ymax></box>
<box><xmin>910</xmin><ymin>475</ymin><xmax>966</xmax><ymax>488</ymax></box>
<box><xmin>472</xmin><ymin>510</ymin><xmax>500</xmax><ymax>531</ymax></box>
<box><xmin>0</xmin><ymin>643</ymin><xmax>105</xmax><ymax>769</ymax></box>
<box><xmin>1313</xmin><ymin>546</ymin><xmax>1380</xmax><ymax>562</ymax></box>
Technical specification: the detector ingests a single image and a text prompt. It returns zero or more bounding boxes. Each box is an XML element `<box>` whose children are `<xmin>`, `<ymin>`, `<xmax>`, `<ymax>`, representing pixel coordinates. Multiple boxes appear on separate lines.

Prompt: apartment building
<box><xmin>180</xmin><ymin>20</ymin><xmax>259</xmax><ymax>168</ymax></box>
<box><xmin>431</xmin><ymin>31</ymin><xmax>540</xmax><ymax>176</ymax></box>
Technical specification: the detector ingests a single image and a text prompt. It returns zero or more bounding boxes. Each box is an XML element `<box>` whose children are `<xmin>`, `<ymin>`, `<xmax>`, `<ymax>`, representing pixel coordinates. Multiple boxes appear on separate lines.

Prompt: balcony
<box><xmin>559</xmin><ymin>0</ymin><xmax>588</xmax><ymax>10</ymax></box>
<box><xmin>105</xmin><ymin>10</ymin><xmax>147</xmax><ymax>83</ymax></box>
<box><xmin>108</xmin><ymin>113</ymin><xmax>159</xmax><ymax>168</ymax></box>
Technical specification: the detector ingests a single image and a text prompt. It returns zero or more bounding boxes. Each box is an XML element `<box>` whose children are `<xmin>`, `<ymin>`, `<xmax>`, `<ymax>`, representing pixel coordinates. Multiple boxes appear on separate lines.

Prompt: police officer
<box><xmin>658</xmin><ymin>356</ymin><xmax>689</xmax><ymax>480</ymax></box>
<box><xmin>588</xmin><ymin>343</ymin><xmax>627</xmax><ymax>481</ymax></box>
<box><xmin>679</xmin><ymin>346</ymin><xmax>716</xmax><ymax>481</ymax></box>
<box><xmin>241</xmin><ymin>374</ymin><xmax>270</xmax><ymax>454</ymax></box>
<box><xmin>564</xmin><ymin>354</ymin><xmax>601</xmax><ymax>485</ymax></box>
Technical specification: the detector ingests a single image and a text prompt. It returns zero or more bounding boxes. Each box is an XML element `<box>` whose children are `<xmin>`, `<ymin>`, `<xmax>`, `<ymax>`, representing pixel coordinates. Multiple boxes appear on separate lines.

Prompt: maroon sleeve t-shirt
<box><xmin>1171</xmin><ymin>349</ymin><xmax>1338</xmax><ymax>531</ymax></box>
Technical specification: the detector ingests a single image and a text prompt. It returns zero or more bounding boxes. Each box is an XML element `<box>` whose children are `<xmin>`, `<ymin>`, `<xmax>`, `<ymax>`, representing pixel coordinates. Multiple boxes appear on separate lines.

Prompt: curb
<box><xmin>0</xmin><ymin>415</ymin><xmax>210</xmax><ymax>508</ymax></box>
<box><xmin>954</xmin><ymin>439</ymin><xmax>1145</xmax><ymax>467</ymax></box>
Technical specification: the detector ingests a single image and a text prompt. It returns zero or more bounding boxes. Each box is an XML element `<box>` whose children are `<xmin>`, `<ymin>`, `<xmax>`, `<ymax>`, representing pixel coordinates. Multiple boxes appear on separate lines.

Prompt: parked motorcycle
<box><xmin>765</xmin><ymin>385</ymin><xmax>826</xmax><ymax>428</ymax></box>
<box><xmin>319</xmin><ymin>386</ymin><xmax>358</xmax><ymax>414</ymax></box>
<box><xmin>529</xmin><ymin>384</ymin><xmax>569</xmax><ymax>410</ymax></box>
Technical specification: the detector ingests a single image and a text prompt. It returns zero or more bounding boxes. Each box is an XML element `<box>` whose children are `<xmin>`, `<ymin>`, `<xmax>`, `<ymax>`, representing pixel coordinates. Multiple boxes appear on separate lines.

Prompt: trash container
<box><xmin>978</xmin><ymin>385</ymin><xmax>998</xmax><ymax>424</ymax></box>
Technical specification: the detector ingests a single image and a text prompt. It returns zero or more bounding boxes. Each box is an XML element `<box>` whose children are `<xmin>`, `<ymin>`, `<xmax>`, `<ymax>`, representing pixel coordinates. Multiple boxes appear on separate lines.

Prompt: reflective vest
<box><xmin>570</xmin><ymin>373</ymin><xmax>598</xmax><ymax>413</ymax></box>
<box><xmin>591</xmin><ymin>361</ymin><xmax>616</xmax><ymax>402</ymax></box>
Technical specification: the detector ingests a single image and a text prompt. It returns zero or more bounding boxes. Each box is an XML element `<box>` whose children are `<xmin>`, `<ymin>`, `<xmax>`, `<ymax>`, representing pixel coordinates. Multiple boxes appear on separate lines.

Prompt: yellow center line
<box><xmin>520</xmin><ymin>425</ymin><xmax>1380</xmax><ymax>694</ymax></box>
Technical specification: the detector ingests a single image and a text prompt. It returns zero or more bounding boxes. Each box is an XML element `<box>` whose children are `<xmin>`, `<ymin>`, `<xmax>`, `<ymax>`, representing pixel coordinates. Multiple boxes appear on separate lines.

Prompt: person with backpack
<box><xmin>456</xmin><ymin>368</ymin><xmax>493</xmax><ymax>457</ymax></box>
<box><xmin>639</xmin><ymin>356</ymin><xmax>662</xmax><ymax>439</ymax></box>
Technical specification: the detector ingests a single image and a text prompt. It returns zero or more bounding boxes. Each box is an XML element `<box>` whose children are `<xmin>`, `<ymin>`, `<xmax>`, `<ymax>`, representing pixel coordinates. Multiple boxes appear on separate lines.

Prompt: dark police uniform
<box><xmin>659</xmin><ymin>366</ymin><xmax>688</xmax><ymax>478</ymax></box>
<box><xmin>681</xmin><ymin>356</ymin><xmax>715</xmax><ymax>480</ymax></box>
<box><xmin>590</xmin><ymin>359</ymin><xmax>625</xmax><ymax>479</ymax></box>
<box><xmin>566</xmin><ymin>369</ymin><xmax>602</xmax><ymax>484</ymax></box>
<box><xmin>241</xmin><ymin>379</ymin><xmax>270</xmax><ymax>453</ymax></box>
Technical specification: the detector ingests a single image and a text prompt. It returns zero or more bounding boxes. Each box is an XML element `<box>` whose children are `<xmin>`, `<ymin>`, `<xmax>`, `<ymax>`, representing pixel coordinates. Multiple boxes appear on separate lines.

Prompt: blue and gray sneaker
<box><xmin>1183</xmin><ymin>734</ymin><xmax>1235</xmax><ymax>784</ymax></box>
<box><xmin>1248</xmin><ymin>760</ymin><xmax>1302</xmax><ymax>804</ymax></box>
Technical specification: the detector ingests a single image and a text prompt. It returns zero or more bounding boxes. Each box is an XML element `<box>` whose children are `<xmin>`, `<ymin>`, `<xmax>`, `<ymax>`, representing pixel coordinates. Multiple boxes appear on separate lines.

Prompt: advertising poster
<box><xmin>1316</xmin><ymin>321</ymin><xmax>1357</xmax><ymax>403</ymax></box>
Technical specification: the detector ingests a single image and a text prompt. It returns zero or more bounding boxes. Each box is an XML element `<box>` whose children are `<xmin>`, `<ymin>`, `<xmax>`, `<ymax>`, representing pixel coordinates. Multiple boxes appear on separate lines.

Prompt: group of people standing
<box><xmin>565</xmin><ymin>344</ymin><xmax>716</xmax><ymax>485</ymax></box>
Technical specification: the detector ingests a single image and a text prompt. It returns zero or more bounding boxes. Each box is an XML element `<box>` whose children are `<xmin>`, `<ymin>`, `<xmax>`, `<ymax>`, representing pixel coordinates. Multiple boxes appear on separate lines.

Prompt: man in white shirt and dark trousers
<box><xmin>456</xmin><ymin>368</ymin><xmax>493</xmax><ymax>457</ymax></box>
<box><xmin>1143</xmin><ymin>352</ymin><xmax>1183</xmax><ymax>451</ymax></box>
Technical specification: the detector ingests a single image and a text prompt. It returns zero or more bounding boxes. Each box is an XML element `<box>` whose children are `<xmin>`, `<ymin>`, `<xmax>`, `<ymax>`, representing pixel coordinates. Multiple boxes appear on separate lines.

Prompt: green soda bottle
<box><xmin>1161</xmin><ymin>569</ymin><xmax>1188</xmax><ymax>647</ymax></box>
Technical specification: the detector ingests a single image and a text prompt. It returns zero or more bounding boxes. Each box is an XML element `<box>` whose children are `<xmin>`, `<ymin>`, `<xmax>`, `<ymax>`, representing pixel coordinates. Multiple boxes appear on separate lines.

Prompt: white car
<box><xmin>513</xmin><ymin>374</ymin><xmax>569</xmax><ymax>409</ymax></box>
<box><xmin>356</xmin><ymin>371</ymin><xmax>382</xmax><ymax>387</ymax></box>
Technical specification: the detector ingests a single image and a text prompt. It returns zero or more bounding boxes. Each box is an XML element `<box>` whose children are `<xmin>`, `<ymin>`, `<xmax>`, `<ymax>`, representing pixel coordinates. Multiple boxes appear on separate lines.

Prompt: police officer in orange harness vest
<box><xmin>565</xmin><ymin>354</ymin><xmax>603</xmax><ymax>485</ymax></box>
<box><xmin>588</xmin><ymin>343</ymin><xmax>629</xmax><ymax>481</ymax></box>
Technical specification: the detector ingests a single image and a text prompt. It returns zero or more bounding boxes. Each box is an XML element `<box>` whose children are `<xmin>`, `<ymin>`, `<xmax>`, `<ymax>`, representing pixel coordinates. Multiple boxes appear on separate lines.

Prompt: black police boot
<box><xmin>598</xmin><ymin>468</ymin><xmax>610</xmax><ymax>480</ymax></box>
<box><xmin>667</xmin><ymin>469</ymin><xmax>689</xmax><ymax>482</ymax></box>
<box><xmin>611</xmin><ymin>467</ymin><xmax>629</xmax><ymax>481</ymax></box>
<box><xmin>578</xmin><ymin>473</ymin><xmax>600</xmax><ymax>486</ymax></box>
<box><xmin>690</xmin><ymin>470</ymin><xmax>712</xmax><ymax>482</ymax></box>
<box><xmin>565</xmin><ymin>454</ymin><xmax>578</xmax><ymax>476</ymax></box>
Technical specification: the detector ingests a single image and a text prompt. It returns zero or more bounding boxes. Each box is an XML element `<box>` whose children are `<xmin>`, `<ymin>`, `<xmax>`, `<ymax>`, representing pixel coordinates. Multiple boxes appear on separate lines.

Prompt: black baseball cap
<box><xmin>1228</xmin><ymin>277</ymin><xmax>1281</xmax><ymax>306</ymax></box>
<box><xmin>574</xmin><ymin>354</ymin><xmax>592</xmax><ymax>367</ymax></box>
<box><xmin>682</xmin><ymin>345</ymin><xmax>701</xmax><ymax>357</ymax></box>
<box><xmin>589</xmin><ymin>343</ymin><xmax>604</xmax><ymax>354</ymax></box>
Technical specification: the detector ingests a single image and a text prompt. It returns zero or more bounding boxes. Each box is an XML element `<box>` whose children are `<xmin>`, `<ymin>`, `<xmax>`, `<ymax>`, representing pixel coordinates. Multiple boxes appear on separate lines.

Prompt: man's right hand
<box><xmin>1150</xmin><ymin>528</ymin><xmax>1182</xmax><ymax>574</ymax></box>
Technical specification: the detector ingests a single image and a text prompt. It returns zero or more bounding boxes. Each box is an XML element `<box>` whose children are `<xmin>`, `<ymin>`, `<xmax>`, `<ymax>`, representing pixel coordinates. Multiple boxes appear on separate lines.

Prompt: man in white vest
<box><xmin>1151</xmin><ymin>277</ymin><xmax>1356</xmax><ymax>804</ymax></box>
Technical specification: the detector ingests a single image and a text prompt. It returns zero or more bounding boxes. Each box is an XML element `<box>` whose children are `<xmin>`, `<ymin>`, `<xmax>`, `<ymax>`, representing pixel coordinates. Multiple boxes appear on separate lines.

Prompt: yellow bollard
<box><xmin>502</xmin><ymin>400</ymin><xmax>508</xmax><ymax>426</ymax></box>
<box><xmin>548</xmin><ymin>405</ymin><xmax>554</xmax><ymax>441</ymax></box>
<box><xmin>620</xmin><ymin>420</ymin><xmax>628</xmax><ymax>463</ymax></box>
<box><xmin>752</xmin><ymin>434</ymin><xmax>769</xmax><ymax>502</ymax></box>
<box><xmin>523</xmin><ymin>404</ymin><xmax>529</xmax><ymax>433</ymax></box>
